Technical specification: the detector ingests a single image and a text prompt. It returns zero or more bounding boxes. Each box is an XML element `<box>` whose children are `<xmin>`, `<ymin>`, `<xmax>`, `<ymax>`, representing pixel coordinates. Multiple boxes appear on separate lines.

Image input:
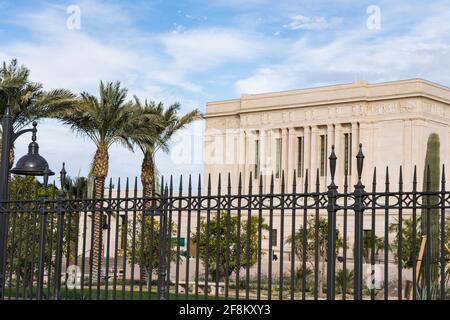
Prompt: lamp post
<box><xmin>0</xmin><ymin>105</ymin><xmax>54</xmax><ymax>299</ymax></box>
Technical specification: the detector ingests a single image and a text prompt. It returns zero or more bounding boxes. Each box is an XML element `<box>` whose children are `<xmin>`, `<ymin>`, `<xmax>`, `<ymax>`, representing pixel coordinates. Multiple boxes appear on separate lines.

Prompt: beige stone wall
<box><xmin>204</xmin><ymin>79</ymin><xmax>450</xmax><ymax>194</ymax></box>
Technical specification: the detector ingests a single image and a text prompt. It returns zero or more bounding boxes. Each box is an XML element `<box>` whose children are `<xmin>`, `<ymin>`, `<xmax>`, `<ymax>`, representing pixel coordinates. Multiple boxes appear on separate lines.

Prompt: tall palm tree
<box><xmin>51</xmin><ymin>81</ymin><xmax>159</xmax><ymax>280</ymax></box>
<box><xmin>0</xmin><ymin>59</ymin><xmax>76</xmax><ymax>167</ymax></box>
<box><xmin>132</xmin><ymin>97</ymin><xmax>202</xmax><ymax>195</ymax></box>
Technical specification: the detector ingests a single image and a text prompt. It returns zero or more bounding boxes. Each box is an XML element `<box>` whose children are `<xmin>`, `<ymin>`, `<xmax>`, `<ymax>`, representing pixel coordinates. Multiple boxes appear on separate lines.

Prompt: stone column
<box><xmin>403</xmin><ymin>120</ymin><xmax>413</xmax><ymax>187</ymax></box>
<box><xmin>304</xmin><ymin>126</ymin><xmax>311</xmax><ymax>191</ymax></box>
<box><xmin>287</xmin><ymin>127</ymin><xmax>297</xmax><ymax>190</ymax></box>
<box><xmin>326</xmin><ymin>124</ymin><xmax>335</xmax><ymax>187</ymax></box>
<box><xmin>359</xmin><ymin>122</ymin><xmax>374</xmax><ymax>188</ymax></box>
<box><xmin>282</xmin><ymin>128</ymin><xmax>289</xmax><ymax>182</ymax></box>
<box><xmin>238</xmin><ymin>129</ymin><xmax>246</xmax><ymax>185</ymax></box>
<box><xmin>310</xmin><ymin>126</ymin><xmax>318</xmax><ymax>187</ymax></box>
<box><xmin>245</xmin><ymin>130</ymin><xmax>255</xmax><ymax>187</ymax></box>
<box><xmin>334</xmin><ymin>123</ymin><xmax>343</xmax><ymax>186</ymax></box>
<box><xmin>259</xmin><ymin>129</ymin><xmax>267</xmax><ymax>179</ymax></box>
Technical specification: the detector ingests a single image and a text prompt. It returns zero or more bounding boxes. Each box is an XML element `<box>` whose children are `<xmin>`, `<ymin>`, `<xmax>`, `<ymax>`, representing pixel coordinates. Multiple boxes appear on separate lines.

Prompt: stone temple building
<box><xmin>202</xmin><ymin>79</ymin><xmax>450</xmax><ymax>281</ymax></box>
<box><xmin>204</xmin><ymin>79</ymin><xmax>450</xmax><ymax>193</ymax></box>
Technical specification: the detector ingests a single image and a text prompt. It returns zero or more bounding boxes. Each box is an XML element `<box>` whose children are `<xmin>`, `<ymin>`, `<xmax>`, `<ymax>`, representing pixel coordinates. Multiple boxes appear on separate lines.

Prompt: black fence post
<box><xmin>327</xmin><ymin>145</ymin><xmax>338</xmax><ymax>300</ymax></box>
<box><xmin>54</xmin><ymin>163</ymin><xmax>66</xmax><ymax>300</ymax></box>
<box><xmin>353</xmin><ymin>143</ymin><xmax>366</xmax><ymax>300</ymax></box>
<box><xmin>157</xmin><ymin>184</ymin><xmax>169</xmax><ymax>300</ymax></box>
<box><xmin>36</xmin><ymin>193</ymin><xmax>48</xmax><ymax>300</ymax></box>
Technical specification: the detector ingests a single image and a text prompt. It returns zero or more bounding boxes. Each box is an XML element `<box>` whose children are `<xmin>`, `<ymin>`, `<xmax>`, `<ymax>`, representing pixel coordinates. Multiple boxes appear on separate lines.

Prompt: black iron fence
<box><xmin>0</xmin><ymin>144</ymin><xmax>449</xmax><ymax>300</ymax></box>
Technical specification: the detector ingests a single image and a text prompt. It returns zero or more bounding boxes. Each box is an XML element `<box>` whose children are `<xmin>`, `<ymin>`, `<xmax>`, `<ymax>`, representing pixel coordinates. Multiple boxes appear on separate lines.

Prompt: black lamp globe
<box><xmin>10</xmin><ymin>139</ymin><xmax>55</xmax><ymax>177</ymax></box>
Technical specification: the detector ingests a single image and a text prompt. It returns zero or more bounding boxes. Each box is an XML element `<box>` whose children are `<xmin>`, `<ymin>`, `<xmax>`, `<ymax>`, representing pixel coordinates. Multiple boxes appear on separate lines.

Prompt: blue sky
<box><xmin>1</xmin><ymin>0</ymin><xmax>450</xmax><ymax>185</ymax></box>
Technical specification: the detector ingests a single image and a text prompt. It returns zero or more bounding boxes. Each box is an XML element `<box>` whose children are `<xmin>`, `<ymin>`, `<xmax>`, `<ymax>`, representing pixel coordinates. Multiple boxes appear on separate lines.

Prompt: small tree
<box><xmin>287</xmin><ymin>216</ymin><xmax>344</xmax><ymax>296</ymax></box>
<box><xmin>194</xmin><ymin>212</ymin><xmax>268</xmax><ymax>282</ymax></box>
<box><xmin>361</xmin><ymin>230</ymin><xmax>384</xmax><ymax>263</ymax></box>
<box><xmin>6</xmin><ymin>175</ymin><xmax>66</xmax><ymax>296</ymax></box>
<box><xmin>127</xmin><ymin>213</ymin><xmax>177</xmax><ymax>285</ymax></box>
<box><xmin>389</xmin><ymin>218</ymin><xmax>422</xmax><ymax>269</ymax></box>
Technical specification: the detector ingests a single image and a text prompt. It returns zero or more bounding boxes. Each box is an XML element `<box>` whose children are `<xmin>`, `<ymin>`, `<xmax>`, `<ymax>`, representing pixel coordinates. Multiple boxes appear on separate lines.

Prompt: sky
<box><xmin>1</xmin><ymin>0</ymin><xmax>450</xmax><ymax>186</ymax></box>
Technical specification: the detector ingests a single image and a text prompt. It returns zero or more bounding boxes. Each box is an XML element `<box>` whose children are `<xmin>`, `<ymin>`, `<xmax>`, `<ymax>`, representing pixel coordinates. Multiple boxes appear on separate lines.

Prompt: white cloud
<box><xmin>235</xmin><ymin>67</ymin><xmax>297</xmax><ymax>94</ymax></box>
<box><xmin>0</xmin><ymin>1</ymin><xmax>213</xmax><ymax>180</ymax></box>
<box><xmin>236</xmin><ymin>4</ymin><xmax>450</xmax><ymax>94</ymax></box>
<box><xmin>160</xmin><ymin>28</ymin><xmax>265</xmax><ymax>72</ymax></box>
<box><xmin>283</xmin><ymin>15</ymin><xmax>341</xmax><ymax>31</ymax></box>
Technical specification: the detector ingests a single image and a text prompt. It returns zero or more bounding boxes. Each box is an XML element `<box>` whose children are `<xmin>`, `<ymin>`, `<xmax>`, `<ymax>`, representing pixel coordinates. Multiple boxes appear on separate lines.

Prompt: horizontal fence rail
<box><xmin>0</xmin><ymin>144</ymin><xmax>449</xmax><ymax>300</ymax></box>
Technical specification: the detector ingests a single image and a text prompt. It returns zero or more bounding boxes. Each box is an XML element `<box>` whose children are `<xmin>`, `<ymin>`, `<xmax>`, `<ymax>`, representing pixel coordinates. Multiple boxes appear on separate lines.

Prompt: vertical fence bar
<box><xmin>370</xmin><ymin>168</ymin><xmax>377</xmax><ymax>300</ymax></box>
<box><xmin>79</xmin><ymin>185</ymin><xmax>88</xmax><ymax>300</ymax></box>
<box><xmin>353</xmin><ymin>143</ymin><xmax>365</xmax><ymax>301</ymax></box>
<box><xmin>412</xmin><ymin>166</ymin><xmax>417</xmax><ymax>300</ymax></box>
<box><xmin>66</xmin><ymin>189</ymin><xmax>72</xmax><ymax>297</ymax></box>
<box><xmin>440</xmin><ymin>165</ymin><xmax>446</xmax><ymax>300</ymax></box>
<box><xmin>279</xmin><ymin>171</ymin><xmax>285</xmax><ymax>300</ymax></box>
<box><xmin>166</xmin><ymin>177</ymin><xmax>173</xmax><ymax>300</ymax></box>
<box><xmin>104</xmin><ymin>178</ymin><xmax>113</xmax><ymax>300</ymax></box>
<box><xmin>290</xmin><ymin>170</ymin><xmax>296</xmax><ymax>301</ymax></box>
<box><xmin>14</xmin><ymin>187</ymin><xmax>25</xmax><ymax>300</ymax></box>
<box><xmin>204</xmin><ymin>174</ymin><xmax>211</xmax><ymax>300</ymax></box>
<box><xmin>147</xmin><ymin>176</ymin><xmax>156</xmax><ymax>299</ymax></box>
<box><xmin>21</xmin><ymin>187</ymin><xmax>30</xmax><ymax>300</ymax></box>
<box><xmin>46</xmin><ymin>185</ymin><xmax>56</xmax><ymax>299</ymax></box>
<box><xmin>327</xmin><ymin>145</ymin><xmax>338</xmax><ymax>300</ymax></box>
<box><xmin>157</xmin><ymin>183</ymin><xmax>169</xmax><ymax>300</ymax></box>
<box><xmin>76</xmin><ymin>180</ymin><xmax>84</xmax><ymax>299</ymax></box>
<box><xmin>138</xmin><ymin>180</ymin><xmax>146</xmax><ymax>300</ymax></box>
<box><xmin>398</xmin><ymin>166</ymin><xmax>403</xmax><ymax>300</ymax></box>
<box><xmin>245</xmin><ymin>172</ymin><xmax>253</xmax><ymax>300</ymax></box>
<box><xmin>215</xmin><ymin>174</ymin><xmax>221</xmax><ymax>299</ymax></box>
<box><xmin>342</xmin><ymin>174</ymin><xmax>348</xmax><ymax>300</ymax></box>
<box><xmin>313</xmin><ymin>169</ymin><xmax>319</xmax><ymax>300</ymax></box>
<box><xmin>175</xmin><ymin>176</ymin><xmax>182</xmax><ymax>299</ymax></box>
<box><xmin>28</xmin><ymin>187</ymin><xmax>39</xmax><ymax>300</ymax></box>
<box><xmin>121</xmin><ymin>178</ymin><xmax>130</xmax><ymax>300</ymax></box>
<box><xmin>257</xmin><ymin>173</ymin><xmax>263</xmax><ymax>300</ymax></box>
<box><xmin>88</xmin><ymin>182</ymin><xmax>96</xmax><ymax>300</ymax></box>
<box><xmin>195</xmin><ymin>175</ymin><xmax>201</xmax><ymax>300</ymax></box>
<box><xmin>383</xmin><ymin>167</ymin><xmax>390</xmax><ymax>300</ymax></box>
<box><xmin>156</xmin><ymin>176</ymin><xmax>164</xmax><ymax>299</ymax></box>
<box><xmin>112</xmin><ymin>178</ymin><xmax>121</xmax><ymax>300</ymax></box>
<box><xmin>54</xmin><ymin>164</ymin><xmax>66</xmax><ymax>300</ymax></box>
<box><xmin>185</xmin><ymin>175</ymin><xmax>192</xmax><ymax>300</ymax></box>
<box><xmin>130</xmin><ymin>177</ymin><xmax>138</xmax><ymax>299</ymax></box>
<box><xmin>73</xmin><ymin>180</ymin><xmax>83</xmax><ymax>300</ymax></box>
<box><xmin>235</xmin><ymin>173</ymin><xmax>242</xmax><ymax>300</ymax></box>
<box><xmin>268</xmin><ymin>173</ymin><xmax>274</xmax><ymax>300</ymax></box>
<box><xmin>36</xmin><ymin>191</ymin><xmax>48</xmax><ymax>300</ymax></box>
<box><xmin>224</xmin><ymin>173</ymin><xmax>232</xmax><ymax>300</ymax></box>
<box><xmin>97</xmin><ymin>183</ymin><xmax>105</xmax><ymax>300</ymax></box>
<box><xmin>425</xmin><ymin>166</ymin><xmax>431</xmax><ymax>299</ymax></box>
<box><xmin>7</xmin><ymin>187</ymin><xmax>18</xmax><ymax>300</ymax></box>
<box><xmin>301</xmin><ymin>170</ymin><xmax>308</xmax><ymax>300</ymax></box>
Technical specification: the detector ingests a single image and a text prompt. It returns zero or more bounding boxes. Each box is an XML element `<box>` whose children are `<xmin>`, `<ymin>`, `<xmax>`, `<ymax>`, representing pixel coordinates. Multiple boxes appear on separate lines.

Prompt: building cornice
<box><xmin>205</xmin><ymin>79</ymin><xmax>450</xmax><ymax>118</ymax></box>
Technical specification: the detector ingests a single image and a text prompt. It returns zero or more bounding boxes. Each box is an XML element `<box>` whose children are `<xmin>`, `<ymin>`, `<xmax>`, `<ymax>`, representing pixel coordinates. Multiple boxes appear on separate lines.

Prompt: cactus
<box><xmin>421</xmin><ymin>133</ymin><xmax>440</xmax><ymax>299</ymax></box>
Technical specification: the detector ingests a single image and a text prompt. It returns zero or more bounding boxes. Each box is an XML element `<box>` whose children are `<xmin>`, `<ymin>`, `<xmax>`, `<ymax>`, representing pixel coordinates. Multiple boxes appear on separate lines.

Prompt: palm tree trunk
<box><xmin>0</xmin><ymin>141</ymin><xmax>16</xmax><ymax>169</ymax></box>
<box><xmin>140</xmin><ymin>150</ymin><xmax>155</xmax><ymax>198</ymax></box>
<box><xmin>92</xmin><ymin>145</ymin><xmax>109</xmax><ymax>282</ymax></box>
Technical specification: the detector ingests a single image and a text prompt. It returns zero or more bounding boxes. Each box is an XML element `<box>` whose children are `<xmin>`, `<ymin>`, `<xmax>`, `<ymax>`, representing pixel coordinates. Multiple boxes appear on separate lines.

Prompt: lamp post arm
<box><xmin>11</xmin><ymin>122</ymin><xmax>37</xmax><ymax>144</ymax></box>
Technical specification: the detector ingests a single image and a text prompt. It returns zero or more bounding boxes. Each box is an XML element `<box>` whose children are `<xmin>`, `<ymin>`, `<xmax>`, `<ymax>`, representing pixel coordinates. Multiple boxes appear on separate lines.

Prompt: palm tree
<box><xmin>0</xmin><ymin>59</ymin><xmax>76</xmax><ymax>167</ymax></box>
<box><xmin>51</xmin><ymin>81</ymin><xmax>157</xmax><ymax>280</ymax></box>
<box><xmin>132</xmin><ymin>97</ymin><xmax>202</xmax><ymax>195</ymax></box>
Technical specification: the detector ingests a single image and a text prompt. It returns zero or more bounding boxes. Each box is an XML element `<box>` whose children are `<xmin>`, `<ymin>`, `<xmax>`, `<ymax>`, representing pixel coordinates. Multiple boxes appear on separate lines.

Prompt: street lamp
<box><xmin>0</xmin><ymin>105</ymin><xmax>54</xmax><ymax>298</ymax></box>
